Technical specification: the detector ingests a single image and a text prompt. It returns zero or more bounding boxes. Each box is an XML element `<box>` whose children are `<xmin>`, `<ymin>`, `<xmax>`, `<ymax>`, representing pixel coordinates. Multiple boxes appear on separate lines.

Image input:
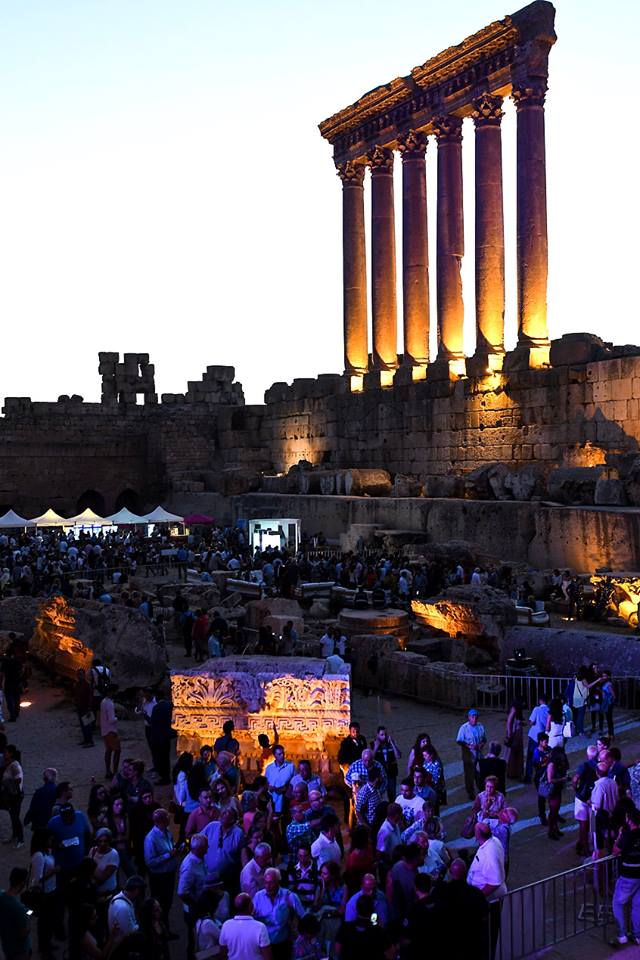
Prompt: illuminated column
<box><xmin>368</xmin><ymin>145</ymin><xmax>398</xmax><ymax>377</ymax></box>
<box><xmin>512</xmin><ymin>78</ymin><xmax>550</xmax><ymax>366</ymax></box>
<box><xmin>472</xmin><ymin>94</ymin><xmax>505</xmax><ymax>370</ymax></box>
<box><xmin>336</xmin><ymin>161</ymin><xmax>369</xmax><ymax>383</ymax></box>
<box><xmin>398</xmin><ymin>130</ymin><xmax>429</xmax><ymax>374</ymax></box>
<box><xmin>433</xmin><ymin>115</ymin><xmax>465</xmax><ymax>375</ymax></box>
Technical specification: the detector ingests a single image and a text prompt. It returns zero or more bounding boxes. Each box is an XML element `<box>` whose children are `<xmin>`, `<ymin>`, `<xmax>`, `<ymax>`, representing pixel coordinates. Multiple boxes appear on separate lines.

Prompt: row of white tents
<box><xmin>0</xmin><ymin>505</ymin><xmax>184</xmax><ymax>530</ymax></box>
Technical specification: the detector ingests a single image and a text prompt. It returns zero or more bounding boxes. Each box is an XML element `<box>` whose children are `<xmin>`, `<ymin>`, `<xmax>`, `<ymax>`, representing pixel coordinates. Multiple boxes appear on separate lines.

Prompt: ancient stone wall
<box><xmin>261</xmin><ymin>346</ymin><xmax>640</xmax><ymax>485</ymax></box>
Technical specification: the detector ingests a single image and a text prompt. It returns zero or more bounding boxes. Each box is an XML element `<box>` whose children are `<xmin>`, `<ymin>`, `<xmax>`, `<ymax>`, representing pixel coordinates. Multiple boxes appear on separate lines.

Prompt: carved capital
<box><xmin>336</xmin><ymin>160</ymin><xmax>366</xmax><ymax>186</ymax></box>
<box><xmin>512</xmin><ymin>78</ymin><xmax>547</xmax><ymax>109</ymax></box>
<box><xmin>432</xmin><ymin>115</ymin><xmax>463</xmax><ymax>145</ymax></box>
<box><xmin>397</xmin><ymin>129</ymin><xmax>427</xmax><ymax>159</ymax></box>
<box><xmin>472</xmin><ymin>93</ymin><xmax>504</xmax><ymax>127</ymax></box>
<box><xmin>367</xmin><ymin>144</ymin><xmax>394</xmax><ymax>174</ymax></box>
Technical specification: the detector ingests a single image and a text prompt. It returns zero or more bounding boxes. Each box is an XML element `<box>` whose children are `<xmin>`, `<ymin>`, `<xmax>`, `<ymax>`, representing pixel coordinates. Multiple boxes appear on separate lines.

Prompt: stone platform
<box><xmin>338</xmin><ymin>608</ymin><xmax>410</xmax><ymax>648</ymax></box>
<box><xmin>171</xmin><ymin>656</ymin><xmax>350</xmax><ymax>771</ymax></box>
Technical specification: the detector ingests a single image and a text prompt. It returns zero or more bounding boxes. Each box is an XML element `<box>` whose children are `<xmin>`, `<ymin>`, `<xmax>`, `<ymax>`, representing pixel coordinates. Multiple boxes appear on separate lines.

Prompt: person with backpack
<box><xmin>573</xmin><ymin>745</ymin><xmax>598</xmax><ymax>856</ymax></box>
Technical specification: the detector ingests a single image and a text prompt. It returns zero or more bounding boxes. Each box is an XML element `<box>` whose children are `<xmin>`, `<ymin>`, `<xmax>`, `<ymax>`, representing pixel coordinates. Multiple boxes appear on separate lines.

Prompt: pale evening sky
<box><xmin>0</xmin><ymin>1</ymin><xmax>637</xmax><ymax>405</ymax></box>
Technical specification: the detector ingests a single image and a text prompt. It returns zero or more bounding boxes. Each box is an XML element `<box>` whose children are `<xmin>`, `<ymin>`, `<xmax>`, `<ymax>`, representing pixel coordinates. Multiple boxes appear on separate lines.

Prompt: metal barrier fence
<box><xmin>492</xmin><ymin>854</ymin><xmax>619</xmax><ymax>960</ymax></box>
<box><xmin>406</xmin><ymin>669</ymin><xmax>640</xmax><ymax>713</ymax></box>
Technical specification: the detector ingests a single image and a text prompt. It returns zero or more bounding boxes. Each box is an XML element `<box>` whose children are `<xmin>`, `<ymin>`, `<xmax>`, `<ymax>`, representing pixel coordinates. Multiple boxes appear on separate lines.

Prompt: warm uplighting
<box><xmin>350</xmin><ymin>374</ymin><xmax>364</xmax><ymax>393</ymax></box>
<box><xmin>19</xmin><ymin>700</ymin><xmax>32</xmax><ymax>708</ymax></box>
<box><xmin>449</xmin><ymin>358</ymin><xmax>467</xmax><ymax>380</ymax></box>
<box><xmin>529</xmin><ymin>345</ymin><xmax>551</xmax><ymax>369</ymax></box>
<box><xmin>380</xmin><ymin>370</ymin><xmax>395</xmax><ymax>388</ymax></box>
<box><xmin>412</xmin><ymin>365</ymin><xmax>427</xmax><ymax>382</ymax></box>
<box><xmin>486</xmin><ymin>353</ymin><xmax>504</xmax><ymax>373</ymax></box>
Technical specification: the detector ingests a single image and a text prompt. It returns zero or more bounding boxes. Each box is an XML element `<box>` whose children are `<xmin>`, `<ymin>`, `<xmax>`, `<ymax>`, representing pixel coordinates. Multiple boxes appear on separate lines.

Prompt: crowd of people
<box><xmin>3</xmin><ymin>662</ymin><xmax>640</xmax><ymax>960</ymax></box>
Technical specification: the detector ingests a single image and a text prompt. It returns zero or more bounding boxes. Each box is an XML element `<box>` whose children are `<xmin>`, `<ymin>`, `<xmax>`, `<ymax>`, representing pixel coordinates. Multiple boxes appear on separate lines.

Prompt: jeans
<box><xmin>613</xmin><ymin>876</ymin><xmax>640</xmax><ymax>939</ymax></box>
<box><xmin>573</xmin><ymin>705</ymin><xmax>586</xmax><ymax>735</ymax></box>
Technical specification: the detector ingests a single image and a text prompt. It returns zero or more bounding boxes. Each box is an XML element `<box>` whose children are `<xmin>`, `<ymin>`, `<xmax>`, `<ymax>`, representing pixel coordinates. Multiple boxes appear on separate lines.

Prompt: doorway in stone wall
<box><xmin>76</xmin><ymin>490</ymin><xmax>106</xmax><ymax>516</ymax></box>
<box><xmin>115</xmin><ymin>489</ymin><xmax>142</xmax><ymax>514</ymax></box>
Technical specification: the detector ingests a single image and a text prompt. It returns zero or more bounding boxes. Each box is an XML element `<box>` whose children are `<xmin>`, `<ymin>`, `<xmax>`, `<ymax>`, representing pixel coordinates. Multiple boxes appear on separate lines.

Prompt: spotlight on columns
<box><xmin>486</xmin><ymin>354</ymin><xmax>504</xmax><ymax>374</ymax></box>
<box><xmin>449</xmin><ymin>359</ymin><xmax>467</xmax><ymax>380</ymax></box>
<box><xmin>380</xmin><ymin>370</ymin><xmax>395</xmax><ymax>388</ymax></box>
<box><xmin>412</xmin><ymin>366</ymin><xmax>428</xmax><ymax>382</ymax></box>
<box><xmin>529</xmin><ymin>345</ymin><xmax>551</xmax><ymax>369</ymax></box>
<box><xmin>350</xmin><ymin>374</ymin><xmax>364</xmax><ymax>393</ymax></box>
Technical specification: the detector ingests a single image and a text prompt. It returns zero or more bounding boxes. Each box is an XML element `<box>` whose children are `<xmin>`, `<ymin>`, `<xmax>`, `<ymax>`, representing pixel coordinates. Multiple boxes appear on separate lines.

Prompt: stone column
<box><xmin>433</xmin><ymin>115</ymin><xmax>465</xmax><ymax>376</ymax></box>
<box><xmin>336</xmin><ymin>161</ymin><xmax>369</xmax><ymax>382</ymax></box>
<box><xmin>398</xmin><ymin>130</ymin><xmax>429</xmax><ymax>375</ymax></box>
<box><xmin>368</xmin><ymin>145</ymin><xmax>398</xmax><ymax>378</ymax></box>
<box><xmin>472</xmin><ymin>94</ymin><xmax>505</xmax><ymax>372</ymax></box>
<box><xmin>512</xmin><ymin>78</ymin><xmax>550</xmax><ymax>367</ymax></box>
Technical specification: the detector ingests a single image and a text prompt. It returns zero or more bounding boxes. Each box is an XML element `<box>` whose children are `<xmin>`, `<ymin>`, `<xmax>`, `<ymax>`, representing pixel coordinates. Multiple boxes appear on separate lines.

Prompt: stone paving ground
<box><xmin>1</xmin><ymin>640</ymin><xmax>639</xmax><ymax>960</ymax></box>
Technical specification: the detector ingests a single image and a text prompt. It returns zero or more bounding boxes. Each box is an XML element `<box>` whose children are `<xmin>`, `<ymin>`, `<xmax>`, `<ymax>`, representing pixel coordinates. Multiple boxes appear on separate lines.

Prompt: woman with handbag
<box><xmin>543</xmin><ymin>746</ymin><xmax>569</xmax><ymax>840</ymax></box>
<box><xmin>2</xmin><ymin>743</ymin><xmax>24</xmax><ymax>848</ymax></box>
<box><xmin>29</xmin><ymin>829</ymin><xmax>63</xmax><ymax>960</ymax></box>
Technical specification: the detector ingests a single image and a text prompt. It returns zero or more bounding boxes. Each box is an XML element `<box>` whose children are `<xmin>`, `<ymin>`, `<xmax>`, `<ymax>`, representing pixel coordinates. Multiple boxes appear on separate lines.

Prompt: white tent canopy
<box><xmin>0</xmin><ymin>509</ymin><xmax>35</xmax><ymax>528</ymax></box>
<box><xmin>143</xmin><ymin>506</ymin><xmax>184</xmax><ymax>523</ymax></box>
<box><xmin>64</xmin><ymin>507</ymin><xmax>111</xmax><ymax>526</ymax></box>
<box><xmin>31</xmin><ymin>508</ymin><xmax>69</xmax><ymax>528</ymax></box>
<box><xmin>106</xmin><ymin>507</ymin><xmax>148</xmax><ymax>525</ymax></box>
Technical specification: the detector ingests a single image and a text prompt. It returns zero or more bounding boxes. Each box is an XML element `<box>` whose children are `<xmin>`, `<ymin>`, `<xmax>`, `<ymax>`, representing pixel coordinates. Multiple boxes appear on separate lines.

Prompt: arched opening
<box><xmin>76</xmin><ymin>490</ymin><xmax>106</xmax><ymax>515</ymax></box>
<box><xmin>115</xmin><ymin>489</ymin><xmax>142</xmax><ymax>514</ymax></box>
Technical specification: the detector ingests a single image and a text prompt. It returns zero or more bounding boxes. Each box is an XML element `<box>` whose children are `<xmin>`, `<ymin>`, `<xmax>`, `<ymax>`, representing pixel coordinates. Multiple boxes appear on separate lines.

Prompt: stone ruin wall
<box><xmin>261</xmin><ymin>340</ymin><xmax>640</xmax><ymax>498</ymax></box>
<box><xmin>0</xmin><ymin>354</ymin><xmax>270</xmax><ymax>516</ymax></box>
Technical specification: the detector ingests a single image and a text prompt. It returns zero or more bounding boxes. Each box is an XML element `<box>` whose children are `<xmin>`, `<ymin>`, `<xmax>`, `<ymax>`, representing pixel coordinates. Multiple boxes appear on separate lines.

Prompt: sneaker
<box><xmin>609</xmin><ymin>936</ymin><xmax>629</xmax><ymax>946</ymax></box>
<box><xmin>15</xmin><ymin>840</ymin><xmax>24</xmax><ymax>849</ymax></box>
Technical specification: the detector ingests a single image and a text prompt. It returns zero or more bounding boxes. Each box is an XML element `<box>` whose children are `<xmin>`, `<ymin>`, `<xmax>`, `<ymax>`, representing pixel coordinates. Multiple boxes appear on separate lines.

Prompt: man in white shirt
<box><xmin>219</xmin><ymin>892</ymin><xmax>271</xmax><ymax>960</ymax></box>
<box><xmin>395</xmin><ymin>779</ymin><xmax>425</xmax><ymax>825</ymax></box>
<box><xmin>240</xmin><ymin>842</ymin><xmax>272</xmax><ymax>897</ymax></box>
<box><xmin>310</xmin><ymin>814</ymin><xmax>342</xmax><ymax>867</ymax></box>
<box><xmin>376</xmin><ymin>803</ymin><xmax>403</xmax><ymax>869</ymax></box>
<box><xmin>524</xmin><ymin>696</ymin><xmax>549</xmax><ymax>783</ymax></box>
<box><xmin>108</xmin><ymin>875</ymin><xmax>145</xmax><ymax>946</ymax></box>
<box><xmin>264</xmin><ymin>746</ymin><xmax>295</xmax><ymax>815</ymax></box>
<box><xmin>467</xmin><ymin>823</ymin><xmax>507</xmax><ymax>900</ymax></box>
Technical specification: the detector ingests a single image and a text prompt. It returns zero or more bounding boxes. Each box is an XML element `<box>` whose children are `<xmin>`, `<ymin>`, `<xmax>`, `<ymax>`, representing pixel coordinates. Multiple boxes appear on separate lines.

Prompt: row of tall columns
<box><xmin>336</xmin><ymin>81</ymin><xmax>549</xmax><ymax>383</ymax></box>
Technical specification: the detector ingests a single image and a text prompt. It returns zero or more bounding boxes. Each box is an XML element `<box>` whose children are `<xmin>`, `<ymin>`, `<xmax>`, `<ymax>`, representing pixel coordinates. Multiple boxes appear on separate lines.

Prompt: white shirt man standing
<box><xmin>219</xmin><ymin>892</ymin><xmax>271</xmax><ymax>960</ymax></box>
<box><xmin>467</xmin><ymin>822</ymin><xmax>507</xmax><ymax>900</ymax></box>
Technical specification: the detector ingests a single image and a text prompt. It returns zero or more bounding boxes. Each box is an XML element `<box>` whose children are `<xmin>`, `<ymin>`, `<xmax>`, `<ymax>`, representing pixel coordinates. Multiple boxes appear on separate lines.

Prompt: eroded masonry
<box><xmin>2</xmin><ymin>1</ymin><xmax>640</xmax><ymax>571</ymax></box>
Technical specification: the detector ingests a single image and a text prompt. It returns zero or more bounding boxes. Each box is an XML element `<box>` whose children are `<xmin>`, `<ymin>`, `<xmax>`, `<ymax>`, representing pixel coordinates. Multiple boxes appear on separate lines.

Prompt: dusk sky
<box><xmin>0</xmin><ymin>1</ymin><xmax>637</xmax><ymax>405</ymax></box>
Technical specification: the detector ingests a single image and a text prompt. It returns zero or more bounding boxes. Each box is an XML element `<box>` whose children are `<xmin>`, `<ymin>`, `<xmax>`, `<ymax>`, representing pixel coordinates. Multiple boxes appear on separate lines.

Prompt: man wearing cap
<box><xmin>108</xmin><ymin>875</ymin><xmax>145</xmax><ymax>946</ymax></box>
<box><xmin>456</xmin><ymin>709</ymin><xmax>487</xmax><ymax>801</ymax></box>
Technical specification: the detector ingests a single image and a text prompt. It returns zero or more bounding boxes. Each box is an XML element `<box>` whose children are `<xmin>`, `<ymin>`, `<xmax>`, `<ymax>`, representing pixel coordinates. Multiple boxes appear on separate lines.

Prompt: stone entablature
<box><xmin>319</xmin><ymin>1</ymin><xmax>555</xmax><ymax>161</ymax></box>
<box><xmin>171</xmin><ymin>656</ymin><xmax>351</xmax><ymax>767</ymax></box>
